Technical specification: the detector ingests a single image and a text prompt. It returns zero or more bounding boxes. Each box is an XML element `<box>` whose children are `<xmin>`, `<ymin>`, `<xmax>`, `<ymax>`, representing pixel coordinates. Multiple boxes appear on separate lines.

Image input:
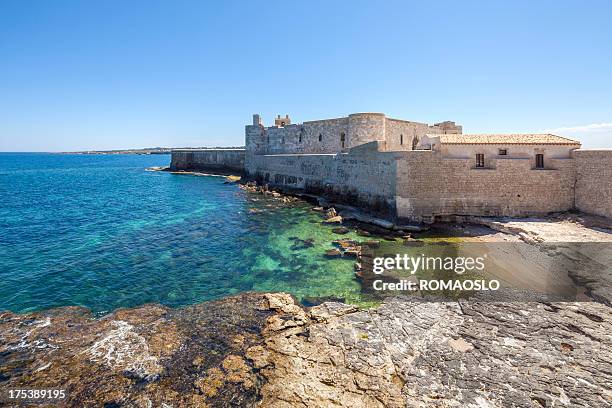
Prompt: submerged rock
<box><xmin>322</xmin><ymin>215</ymin><xmax>342</xmax><ymax>224</ymax></box>
<box><xmin>343</xmin><ymin>247</ymin><xmax>361</xmax><ymax>258</ymax></box>
<box><xmin>325</xmin><ymin>207</ymin><xmax>337</xmax><ymax>218</ymax></box>
<box><xmin>325</xmin><ymin>248</ymin><xmax>342</xmax><ymax>258</ymax></box>
<box><xmin>332</xmin><ymin>226</ymin><xmax>350</xmax><ymax>234</ymax></box>
<box><xmin>360</xmin><ymin>240</ymin><xmax>380</xmax><ymax>248</ymax></box>
<box><xmin>290</xmin><ymin>238</ymin><xmax>315</xmax><ymax>251</ymax></box>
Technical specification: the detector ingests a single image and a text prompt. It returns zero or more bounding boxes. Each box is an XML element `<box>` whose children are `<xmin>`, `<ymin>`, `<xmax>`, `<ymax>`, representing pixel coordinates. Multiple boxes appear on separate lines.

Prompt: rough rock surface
<box><xmin>1</xmin><ymin>292</ymin><xmax>611</xmax><ymax>407</ymax></box>
<box><xmin>251</xmin><ymin>295</ymin><xmax>611</xmax><ymax>408</ymax></box>
<box><xmin>0</xmin><ymin>294</ymin><xmax>273</xmax><ymax>407</ymax></box>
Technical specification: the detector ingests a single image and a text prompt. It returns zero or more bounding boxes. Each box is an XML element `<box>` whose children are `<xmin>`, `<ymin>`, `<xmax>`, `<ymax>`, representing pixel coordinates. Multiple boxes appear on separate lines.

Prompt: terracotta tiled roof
<box><xmin>432</xmin><ymin>134</ymin><xmax>581</xmax><ymax>145</ymax></box>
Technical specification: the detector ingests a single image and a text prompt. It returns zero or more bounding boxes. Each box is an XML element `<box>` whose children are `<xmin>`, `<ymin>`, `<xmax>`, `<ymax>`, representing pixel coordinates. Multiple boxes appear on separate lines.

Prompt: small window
<box><xmin>498</xmin><ymin>149</ymin><xmax>507</xmax><ymax>156</ymax></box>
<box><xmin>299</xmin><ymin>133</ymin><xmax>302</xmax><ymax>143</ymax></box>
<box><xmin>318</xmin><ymin>133</ymin><xmax>322</xmax><ymax>142</ymax></box>
<box><xmin>340</xmin><ymin>132</ymin><xmax>345</xmax><ymax>148</ymax></box>
<box><xmin>476</xmin><ymin>154</ymin><xmax>485</xmax><ymax>168</ymax></box>
<box><xmin>535</xmin><ymin>154</ymin><xmax>544</xmax><ymax>169</ymax></box>
<box><xmin>281</xmin><ymin>137</ymin><xmax>285</xmax><ymax>144</ymax></box>
<box><xmin>400</xmin><ymin>134</ymin><xmax>404</xmax><ymax>145</ymax></box>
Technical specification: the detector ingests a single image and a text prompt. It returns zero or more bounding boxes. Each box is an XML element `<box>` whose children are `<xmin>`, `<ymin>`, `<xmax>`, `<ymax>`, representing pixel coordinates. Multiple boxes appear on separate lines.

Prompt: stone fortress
<box><xmin>170</xmin><ymin>113</ymin><xmax>612</xmax><ymax>222</ymax></box>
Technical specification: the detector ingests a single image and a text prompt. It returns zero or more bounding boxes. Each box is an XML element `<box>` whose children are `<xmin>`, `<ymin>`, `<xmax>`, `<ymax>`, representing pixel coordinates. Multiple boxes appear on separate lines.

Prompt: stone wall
<box><xmin>395</xmin><ymin>151</ymin><xmax>576</xmax><ymax>222</ymax></box>
<box><xmin>245</xmin><ymin>142</ymin><xmax>578</xmax><ymax>222</ymax></box>
<box><xmin>574</xmin><ymin>149</ymin><xmax>612</xmax><ymax>219</ymax></box>
<box><xmin>244</xmin><ymin>113</ymin><xmax>460</xmax><ymax>160</ymax></box>
<box><xmin>170</xmin><ymin>146</ymin><xmax>612</xmax><ymax>222</ymax></box>
<box><xmin>170</xmin><ymin>149</ymin><xmax>245</xmax><ymax>174</ymax></box>
<box><xmin>248</xmin><ymin>142</ymin><xmax>398</xmax><ymax>215</ymax></box>
<box><xmin>170</xmin><ymin>114</ymin><xmax>611</xmax><ymax>223</ymax></box>
<box><xmin>382</xmin><ymin>118</ymin><xmax>429</xmax><ymax>151</ymax></box>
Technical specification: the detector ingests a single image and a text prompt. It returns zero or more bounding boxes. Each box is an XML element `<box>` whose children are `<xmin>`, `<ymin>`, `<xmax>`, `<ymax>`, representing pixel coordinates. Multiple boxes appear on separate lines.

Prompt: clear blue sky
<box><xmin>1</xmin><ymin>0</ymin><xmax>611</xmax><ymax>151</ymax></box>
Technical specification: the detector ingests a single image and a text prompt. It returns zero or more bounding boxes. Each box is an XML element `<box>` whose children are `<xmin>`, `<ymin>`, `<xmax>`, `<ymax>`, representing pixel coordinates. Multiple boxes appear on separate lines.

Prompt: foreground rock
<box><xmin>0</xmin><ymin>293</ymin><xmax>273</xmax><ymax>407</ymax></box>
<box><xmin>255</xmin><ymin>297</ymin><xmax>611</xmax><ymax>408</ymax></box>
<box><xmin>1</xmin><ymin>292</ymin><xmax>610</xmax><ymax>407</ymax></box>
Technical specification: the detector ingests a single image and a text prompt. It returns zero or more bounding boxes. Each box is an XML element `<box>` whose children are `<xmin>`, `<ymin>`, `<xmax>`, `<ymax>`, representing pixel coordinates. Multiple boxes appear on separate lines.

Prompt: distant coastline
<box><xmin>60</xmin><ymin>146</ymin><xmax>245</xmax><ymax>155</ymax></box>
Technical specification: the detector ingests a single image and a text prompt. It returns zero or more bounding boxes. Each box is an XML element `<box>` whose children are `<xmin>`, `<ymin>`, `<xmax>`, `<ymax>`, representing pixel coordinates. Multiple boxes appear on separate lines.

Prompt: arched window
<box><xmin>319</xmin><ymin>133</ymin><xmax>322</xmax><ymax>142</ymax></box>
<box><xmin>340</xmin><ymin>132</ymin><xmax>345</xmax><ymax>148</ymax></box>
<box><xmin>400</xmin><ymin>134</ymin><xmax>403</xmax><ymax>145</ymax></box>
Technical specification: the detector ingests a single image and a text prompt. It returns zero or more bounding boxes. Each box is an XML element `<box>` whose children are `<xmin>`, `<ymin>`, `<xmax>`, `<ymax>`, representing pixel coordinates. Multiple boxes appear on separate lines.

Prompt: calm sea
<box><xmin>0</xmin><ymin>153</ymin><xmax>362</xmax><ymax>313</ymax></box>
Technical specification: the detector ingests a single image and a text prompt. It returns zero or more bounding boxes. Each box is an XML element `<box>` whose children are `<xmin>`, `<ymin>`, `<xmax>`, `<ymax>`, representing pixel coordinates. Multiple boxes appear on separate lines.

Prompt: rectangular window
<box><xmin>535</xmin><ymin>154</ymin><xmax>544</xmax><ymax>169</ymax></box>
<box><xmin>498</xmin><ymin>149</ymin><xmax>507</xmax><ymax>155</ymax></box>
<box><xmin>318</xmin><ymin>133</ymin><xmax>322</xmax><ymax>142</ymax></box>
<box><xmin>476</xmin><ymin>154</ymin><xmax>485</xmax><ymax>168</ymax></box>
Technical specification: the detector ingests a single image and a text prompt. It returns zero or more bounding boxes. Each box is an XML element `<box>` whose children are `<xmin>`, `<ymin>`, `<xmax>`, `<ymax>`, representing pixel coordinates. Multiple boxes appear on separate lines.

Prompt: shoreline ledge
<box><xmin>1</xmin><ymin>291</ymin><xmax>610</xmax><ymax>407</ymax></box>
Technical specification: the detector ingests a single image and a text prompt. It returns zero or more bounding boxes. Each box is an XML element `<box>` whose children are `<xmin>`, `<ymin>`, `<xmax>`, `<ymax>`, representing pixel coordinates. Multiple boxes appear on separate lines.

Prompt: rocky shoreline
<box><xmin>1</xmin><ymin>291</ymin><xmax>610</xmax><ymax>407</ymax></box>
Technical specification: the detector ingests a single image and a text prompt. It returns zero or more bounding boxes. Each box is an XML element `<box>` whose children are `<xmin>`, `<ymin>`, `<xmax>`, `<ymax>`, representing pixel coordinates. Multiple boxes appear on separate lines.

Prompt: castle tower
<box><xmin>274</xmin><ymin>114</ymin><xmax>291</xmax><ymax>127</ymax></box>
<box><xmin>245</xmin><ymin>114</ymin><xmax>267</xmax><ymax>175</ymax></box>
<box><xmin>348</xmin><ymin>113</ymin><xmax>386</xmax><ymax>148</ymax></box>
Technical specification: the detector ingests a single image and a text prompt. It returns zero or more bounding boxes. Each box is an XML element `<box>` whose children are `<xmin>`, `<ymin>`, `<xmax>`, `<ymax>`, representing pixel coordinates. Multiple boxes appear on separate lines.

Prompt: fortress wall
<box><xmin>384</xmin><ymin>118</ymin><xmax>430</xmax><ymax>151</ymax></box>
<box><xmin>251</xmin><ymin>118</ymin><xmax>351</xmax><ymax>156</ymax></box>
<box><xmin>265</xmin><ymin>125</ymin><xmax>302</xmax><ymax>154</ymax></box>
<box><xmin>395</xmin><ymin>152</ymin><xmax>575</xmax><ymax>222</ymax></box>
<box><xmin>170</xmin><ymin>149</ymin><xmax>245</xmax><ymax>174</ymax></box>
<box><xmin>247</xmin><ymin>142</ymin><xmax>397</xmax><ymax>215</ymax></box>
<box><xmin>246</xmin><ymin>114</ymin><xmax>456</xmax><ymax>158</ymax></box>
<box><xmin>301</xmin><ymin>118</ymin><xmax>349</xmax><ymax>153</ymax></box>
<box><xmin>574</xmin><ymin>149</ymin><xmax>612</xmax><ymax>219</ymax></box>
<box><xmin>246</xmin><ymin>124</ymin><xmax>266</xmax><ymax>156</ymax></box>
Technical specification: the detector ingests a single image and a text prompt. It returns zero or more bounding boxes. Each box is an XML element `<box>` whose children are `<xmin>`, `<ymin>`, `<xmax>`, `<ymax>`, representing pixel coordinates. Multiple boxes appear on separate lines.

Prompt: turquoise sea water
<box><xmin>0</xmin><ymin>153</ymin><xmax>366</xmax><ymax>313</ymax></box>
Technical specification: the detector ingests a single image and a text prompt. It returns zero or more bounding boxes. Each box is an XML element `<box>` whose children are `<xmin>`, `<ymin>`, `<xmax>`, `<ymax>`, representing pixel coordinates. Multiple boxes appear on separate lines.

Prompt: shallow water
<box><xmin>0</xmin><ymin>153</ymin><xmax>374</xmax><ymax>313</ymax></box>
<box><xmin>1</xmin><ymin>153</ymin><xmax>588</xmax><ymax>314</ymax></box>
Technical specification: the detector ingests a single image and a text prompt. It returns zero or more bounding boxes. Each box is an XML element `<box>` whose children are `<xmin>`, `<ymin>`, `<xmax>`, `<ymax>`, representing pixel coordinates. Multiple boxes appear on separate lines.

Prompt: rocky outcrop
<box><xmin>1</xmin><ymin>292</ymin><xmax>610</xmax><ymax>407</ymax></box>
<box><xmin>255</xmin><ymin>296</ymin><xmax>612</xmax><ymax>407</ymax></box>
<box><xmin>0</xmin><ymin>294</ymin><xmax>272</xmax><ymax>407</ymax></box>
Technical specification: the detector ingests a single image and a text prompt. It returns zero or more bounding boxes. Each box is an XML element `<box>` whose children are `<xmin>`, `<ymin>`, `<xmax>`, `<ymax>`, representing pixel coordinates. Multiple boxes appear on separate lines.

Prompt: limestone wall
<box><xmin>244</xmin><ymin>113</ymin><xmax>464</xmax><ymax>161</ymax></box>
<box><xmin>395</xmin><ymin>151</ymin><xmax>576</xmax><ymax>222</ymax></box>
<box><xmin>298</xmin><ymin>118</ymin><xmax>349</xmax><ymax>154</ymax></box>
<box><xmin>247</xmin><ymin>142</ymin><xmax>398</xmax><ymax>215</ymax></box>
<box><xmin>383</xmin><ymin>118</ymin><xmax>426</xmax><ymax>151</ymax></box>
<box><xmin>237</xmin><ymin>114</ymin><xmax>602</xmax><ymax>223</ymax></box>
<box><xmin>245</xmin><ymin>118</ymin><xmax>351</xmax><ymax>157</ymax></box>
<box><xmin>574</xmin><ymin>150</ymin><xmax>612</xmax><ymax>219</ymax></box>
<box><xmin>170</xmin><ymin>149</ymin><xmax>245</xmax><ymax>174</ymax></box>
<box><xmin>246</xmin><ymin>143</ymin><xmax>577</xmax><ymax>222</ymax></box>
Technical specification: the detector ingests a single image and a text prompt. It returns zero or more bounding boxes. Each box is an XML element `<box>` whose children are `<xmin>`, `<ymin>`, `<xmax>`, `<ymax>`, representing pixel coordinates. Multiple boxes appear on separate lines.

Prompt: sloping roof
<box><xmin>431</xmin><ymin>133</ymin><xmax>580</xmax><ymax>145</ymax></box>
